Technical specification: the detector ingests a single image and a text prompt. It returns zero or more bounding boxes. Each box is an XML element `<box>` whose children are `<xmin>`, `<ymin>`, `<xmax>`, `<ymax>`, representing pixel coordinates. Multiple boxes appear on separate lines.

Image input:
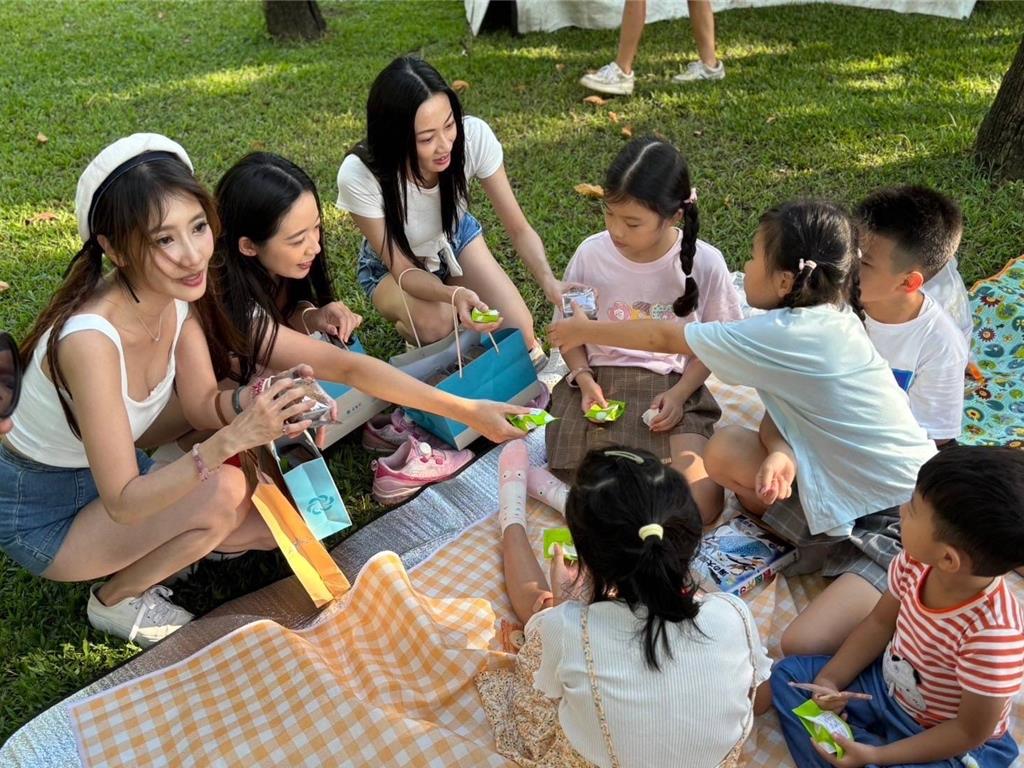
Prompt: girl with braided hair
<box><xmin>546</xmin><ymin>136</ymin><xmax>742</xmax><ymax>524</ymax></box>
<box><xmin>550</xmin><ymin>200</ymin><xmax>936</xmax><ymax>657</ymax></box>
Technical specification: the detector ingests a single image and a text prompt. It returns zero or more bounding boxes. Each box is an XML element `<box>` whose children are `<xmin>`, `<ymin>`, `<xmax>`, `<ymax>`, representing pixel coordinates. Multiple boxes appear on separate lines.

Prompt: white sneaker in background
<box><xmin>579</xmin><ymin>62</ymin><xmax>635</xmax><ymax>96</ymax></box>
<box><xmin>87</xmin><ymin>583</ymin><xmax>194</xmax><ymax>648</ymax></box>
<box><xmin>672</xmin><ymin>59</ymin><xmax>726</xmax><ymax>83</ymax></box>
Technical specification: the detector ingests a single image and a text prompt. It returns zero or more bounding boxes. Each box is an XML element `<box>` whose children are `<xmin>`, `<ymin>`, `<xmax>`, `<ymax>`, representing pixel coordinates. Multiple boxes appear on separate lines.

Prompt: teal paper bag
<box><xmin>269</xmin><ymin>432</ymin><xmax>351</xmax><ymax>540</ymax></box>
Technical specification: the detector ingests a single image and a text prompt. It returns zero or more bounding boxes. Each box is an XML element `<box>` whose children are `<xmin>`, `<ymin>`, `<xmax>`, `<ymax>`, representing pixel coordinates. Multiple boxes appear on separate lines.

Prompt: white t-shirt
<box><xmin>685</xmin><ymin>305</ymin><xmax>937</xmax><ymax>535</ymax></box>
<box><xmin>335</xmin><ymin>115</ymin><xmax>503</xmax><ymax>272</ymax></box>
<box><xmin>529</xmin><ymin>596</ymin><xmax>771</xmax><ymax>768</ymax></box>
<box><xmin>563</xmin><ymin>231</ymin><xmax>743</xmax><ymax>375</ymax></box>
<box><xmin>922</xmin><ymin>258</ymin><xmax>972</xmax><ymax>344</ymax></box>
<box><xmin>864</xmin><ymin>294</ymin><xmax>968</xmax><ymax>441</ymax></box>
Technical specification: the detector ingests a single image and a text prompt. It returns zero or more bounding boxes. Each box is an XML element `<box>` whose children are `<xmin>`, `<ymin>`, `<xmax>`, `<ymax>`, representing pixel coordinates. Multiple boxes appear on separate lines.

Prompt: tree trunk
<box><xmin>975</xmin><ymin>34</ymin><xmax>1024</xmax><ymax>182</ymax></box>
<box><xmin>263</xmin><ymin>0</ymin><xmax>326</xmax><ymax>42</ymax></box>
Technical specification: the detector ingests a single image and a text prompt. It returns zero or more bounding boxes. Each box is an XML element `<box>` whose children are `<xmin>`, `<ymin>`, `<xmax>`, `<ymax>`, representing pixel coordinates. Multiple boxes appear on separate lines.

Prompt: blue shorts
<box><xmin>0</xmin><ymin>440</ymin><xmax>155</xmax><ymax>576</ymax></box>
<box><xmin>355</xmin><ymin>212</ymin><xmax>484</xmax><ymax>298</ymax></box>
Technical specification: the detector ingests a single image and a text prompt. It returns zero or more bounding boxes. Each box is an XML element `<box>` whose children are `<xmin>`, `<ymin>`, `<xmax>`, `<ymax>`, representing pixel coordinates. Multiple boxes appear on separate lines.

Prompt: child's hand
<box><xmin>547</xmin><ymin>302</ymin><xmax>592</xmax><ymax>351</ymax></box>
<box><xmin>756</xmin><ymin>451</ymin><xmax>796</xmax><ymax>505</ymax></box>
<box><xmin>802</xmin><ymin>679</ymin><xmax>851</xmax><ymax>713</ymax></box>
<box><xmin>316</xmin><ymin>301</ymin><xmax>363</xmax><ymax>342</ymax></box>
<box><xmin>542</xmin><ymin>278</ymin><xmax>595</xmax><ymax>309</ymax></box>
<box><xmin>549</xmin><ymin>543</ymin><xmax>582</xmax><ymax>604</ymax></box>
<box><xmin>579</xmin><ymin>379</ymin><xmax>608</xmax><ymax>414</ymax></box>
<box><xmin>813</xmin><ymin>734</ymin><xmax>877</xmax><ymax>767</ymax></box>
<box><xmin>648</xmin><ymin>390</ymin><xmax>686</xmax><ymax>432</ymax></box>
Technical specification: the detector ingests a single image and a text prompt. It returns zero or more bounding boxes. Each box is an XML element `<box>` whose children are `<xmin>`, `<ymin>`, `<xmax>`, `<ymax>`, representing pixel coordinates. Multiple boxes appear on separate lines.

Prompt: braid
<box><xmin>23</xmin><ymin>239</ymin><xmax>107</xmax><ymax>438</ymax></box>
<box><xmin>781</xmin><ymin>263</ymin><xmax>814</xmax><ymax>309</ymax></box>
<box><xmin>672</xmin><ymin>201</ymin><xmax>701</xmax><ymax>317</ymax></box>
<box><xmin>847</xmin><ymin>257</ymin><xmax>866</xmax><ymax>322</ymax></box>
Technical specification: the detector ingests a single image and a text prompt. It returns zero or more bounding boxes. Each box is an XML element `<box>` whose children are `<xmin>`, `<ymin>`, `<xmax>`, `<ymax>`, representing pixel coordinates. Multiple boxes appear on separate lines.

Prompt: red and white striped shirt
<box><xmin>886</xmin><ymin>551</ymin><xmax>1024</xmax><ymax>737</ymax></box>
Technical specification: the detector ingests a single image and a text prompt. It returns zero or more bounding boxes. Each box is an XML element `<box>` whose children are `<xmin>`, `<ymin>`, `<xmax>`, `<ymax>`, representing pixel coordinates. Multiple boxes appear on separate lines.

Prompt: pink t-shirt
<box><xmin>563</xmin><ymin>230</ymin><xmax>742</xmax><ymax>374</ymax></box>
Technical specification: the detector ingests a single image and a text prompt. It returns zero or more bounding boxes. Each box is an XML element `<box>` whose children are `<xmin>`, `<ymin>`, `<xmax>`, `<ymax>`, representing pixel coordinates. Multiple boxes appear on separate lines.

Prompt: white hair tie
<box><xmin>798</xmin><ymin>259</ymin><xmax>818</xmax><ymax>273</ymax></box>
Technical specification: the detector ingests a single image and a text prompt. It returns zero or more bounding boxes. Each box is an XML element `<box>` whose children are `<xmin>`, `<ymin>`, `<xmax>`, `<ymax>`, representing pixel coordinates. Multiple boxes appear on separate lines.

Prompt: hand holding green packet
<box><xmin>543</xmin><ymin>527</ymin><xmax>578</xmax><ymax>561</ymax></box>
<box><xmin>585</xmin><ymin>400</ymin><xmax>625</xmax><ymax>423</ymax></box>
<box><xmin>506</xmin><ymin>408</ymin><xmax>557</xmax><ymax>432</ymax></box>
<box><xmin>792</xmin><ymin>699</ymin><xmax>855</xmax><ymax>758</ymax></box>
<box><xmin>471</xmin><ymin>308</ymin><xmax>502</xmax><ymax>324</ymax></box>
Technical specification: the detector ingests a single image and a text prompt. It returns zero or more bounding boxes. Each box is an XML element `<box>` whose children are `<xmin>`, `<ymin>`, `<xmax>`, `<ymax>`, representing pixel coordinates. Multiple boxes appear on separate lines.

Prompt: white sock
<box><xmin>527</xmin><ymin>467</ymin><xmax>569</xmax><ymax>515</ymax></box>
<box><xmin>498</xmin><ymin>441</ymin><xmax>529</xmax><ymax>533</ymax></box>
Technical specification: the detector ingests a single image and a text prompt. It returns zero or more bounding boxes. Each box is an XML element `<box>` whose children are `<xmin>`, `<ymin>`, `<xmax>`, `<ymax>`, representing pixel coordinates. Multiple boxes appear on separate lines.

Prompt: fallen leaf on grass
<box><xmin>26</xmin><ymin>211</ymin><xmax>58</xmax><ymax>225</ymax></box>
<box><xmin>583</xmin><ymin>95</ymin><xmax>609</xmax><ymax>106</ymax></box>
<box><xmin>608</xmin><ymin>111</ymin><xmax>620</xmax><ymax>124</ymax></box>
<box><xmin>574</xmin><ymin>183</ymin><xmax>604</xmax><ymax>199</ymax></box>
<box><xmin>514</xmin><ymin>83</ymin><xmax>527</xmax><ymax>93</ymax></box>
<box><xmin>555</xmin><ymin>63</ymin><xmax>566</xmax><ymax>71</ymax></box>
<box><xmin>766</xmin><ymin>115</ymin><xmax>777</xmax><ymax>125</ymax></box>
<box><xmin>0</xmin><ymin>281</ymin><xmax>9</xmax><ymax>293</ymax></box>
<box><xmin>452</xmin><ymin>80</ymin><xmax>470</xmax><ymax>93</ymax></box>
<box><xmin>36</xmin><ymin>132</ymin><xmax>48</xmax><ymax>144</ymax></box>
<box><xmin>621</xmin><ymin>126</ymin><xmax>633</xmax><ymax>138</ymax></box>
<box><xmin>693</xmin><ymin>129</ymin><xmax>704</xmax><ymax>138</ymax></box>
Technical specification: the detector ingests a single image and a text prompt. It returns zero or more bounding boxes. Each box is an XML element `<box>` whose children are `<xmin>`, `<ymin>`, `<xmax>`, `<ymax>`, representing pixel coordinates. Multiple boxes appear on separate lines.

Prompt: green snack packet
<box><xmin>471</xmin><ymin>308</ymin><xmax>502</xmax><ymax>324</ymax></box>
<box><xmin>506</xmin><ymin>408</ymin><xmax>557</xmax><ymax>432</ymax></box>
<box><xmin>585</xmin><ymin>400</ymin><xmax>626</xmax><ymax>423</ymax></box>
<box><xmin>792</xmin><ymin>699</ymin><xmax>854</xmax><ymax>758</ymax></box>
<box><xmin>543</xmin><ymin>527</ymin><xmax>578</xmax><ymax>561</ymax></box>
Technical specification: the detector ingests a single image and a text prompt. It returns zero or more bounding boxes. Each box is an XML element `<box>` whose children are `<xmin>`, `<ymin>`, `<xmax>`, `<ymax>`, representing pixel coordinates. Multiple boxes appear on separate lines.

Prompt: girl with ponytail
<box><xmin>550</xmin><ymin>200</ymin><xmax>937</xmax><ymax>658</ymax></box>
<box><xmin>479</xmin><ymin>443</ymin><xmax>772</xmax><ymax>767</ymax></box>
<box><xmin>545</xmin><ymin>136</ymin><xmax>742</xmax><ymax>524</ymax></box>
<box><xmin>1</xmin><ymin>135</ymin><xmax>319</xmax><ymax>647</ymax></box>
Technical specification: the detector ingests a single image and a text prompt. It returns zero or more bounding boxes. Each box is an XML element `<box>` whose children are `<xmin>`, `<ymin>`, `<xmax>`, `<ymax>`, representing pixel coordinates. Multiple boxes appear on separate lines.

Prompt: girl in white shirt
<box><xmin>479</xmin><ymin>442</ymin><xmax>772</xmax><ymax>768</ymax></box>
<box><xmin>337</xmin><ymin>56</ymin><xmax>566</xmax><ymax>365</ymax></box>
<box><xmin>0</xmin><ymin>135</ymin><xmax>316</xmax><ymax>647</ymax></box>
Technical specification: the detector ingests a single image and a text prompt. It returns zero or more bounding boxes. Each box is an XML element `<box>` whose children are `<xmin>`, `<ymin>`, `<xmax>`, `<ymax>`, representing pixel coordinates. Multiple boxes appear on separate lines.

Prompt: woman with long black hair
<box><xmin>337</xmin><ymin>56</ymin><xmax>569</xmax><ymax>365</ymax></box>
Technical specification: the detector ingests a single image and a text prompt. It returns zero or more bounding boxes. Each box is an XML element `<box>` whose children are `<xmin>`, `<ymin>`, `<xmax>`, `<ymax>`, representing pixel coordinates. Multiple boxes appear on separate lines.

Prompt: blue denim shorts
<box><xmin>355</xmin><ymin>212</ymin><xmax>483</xmax><ymax>298</ymax></box>
<box><xmin>0</xmin><ymin>441</ymin><xmax>155</xmax><ymax>576</ymax></box>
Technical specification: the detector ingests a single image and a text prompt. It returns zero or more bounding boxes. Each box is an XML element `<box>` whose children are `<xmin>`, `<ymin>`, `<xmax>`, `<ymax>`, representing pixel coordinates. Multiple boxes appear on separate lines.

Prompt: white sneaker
<box><xmin>579</xmin><ymin>62</ymin><xmax>635</xmax><ymax>96</ymax></box>
<box><xmin>672</xmin><ymin>60</ymin><xmax>725</xmax><ymax>83</ymax></box>
<box><xmin>87</xmin><ymin>583</ymin><xmax>194</xmax><ymax>648</ymax></box>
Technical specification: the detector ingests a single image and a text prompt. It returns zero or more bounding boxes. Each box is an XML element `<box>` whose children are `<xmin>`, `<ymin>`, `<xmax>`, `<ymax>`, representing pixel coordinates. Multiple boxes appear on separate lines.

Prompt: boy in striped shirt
<box><xmin>771</xmin><ymin>446</ymin><xmax>1024</xmax><ymax>767</ymax></box>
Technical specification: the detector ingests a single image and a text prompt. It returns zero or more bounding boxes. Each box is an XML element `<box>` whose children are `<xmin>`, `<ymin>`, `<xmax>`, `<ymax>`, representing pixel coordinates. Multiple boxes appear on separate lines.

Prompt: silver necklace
<box><xmin>120</xmin><ymin>283</ymin><xmax>166</xmax><ymax>342</ymax></box>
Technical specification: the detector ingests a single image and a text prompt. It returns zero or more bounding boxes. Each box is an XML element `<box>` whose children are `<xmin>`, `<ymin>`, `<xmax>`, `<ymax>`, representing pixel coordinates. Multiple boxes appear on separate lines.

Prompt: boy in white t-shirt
<box><xmin>856</xmin><ymin>186</ymin><xmax>968</xmax><ymax>446</ymax></box>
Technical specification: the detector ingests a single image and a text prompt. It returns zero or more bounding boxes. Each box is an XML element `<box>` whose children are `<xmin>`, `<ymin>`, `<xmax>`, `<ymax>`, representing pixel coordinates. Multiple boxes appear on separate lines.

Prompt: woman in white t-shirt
<box><xmin>337</xmin><ymin>56</ymin><xmax>563</xmax><ymax>365</ymax></box>
<box><xmin>478</xmin><ymin>442</ymin><xmax>772</xmax><ymax>768</ymax></box>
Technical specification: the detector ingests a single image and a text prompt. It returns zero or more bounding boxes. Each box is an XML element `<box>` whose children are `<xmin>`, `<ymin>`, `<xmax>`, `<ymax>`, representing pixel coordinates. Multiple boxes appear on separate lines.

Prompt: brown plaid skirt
<box><xmin>545</xmin><ymin>366</ymin><xmax>721</xmax><ymax>476</ymax></box>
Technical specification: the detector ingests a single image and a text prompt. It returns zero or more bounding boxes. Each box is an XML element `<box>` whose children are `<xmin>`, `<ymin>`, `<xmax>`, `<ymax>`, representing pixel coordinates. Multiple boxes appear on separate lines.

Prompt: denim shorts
<box><xmin>0</xmin><ymin>440</ymin><xmax>155</xmax><ymax>576</ymax></box>
<box><xmin>355</xmin><ymin>212</ymin><xmax>483</xmax><ymax>298</ymax></box>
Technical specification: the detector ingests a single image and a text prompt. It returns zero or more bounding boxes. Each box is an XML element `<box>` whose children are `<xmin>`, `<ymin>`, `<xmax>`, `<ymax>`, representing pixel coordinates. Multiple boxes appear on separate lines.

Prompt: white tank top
<box><xmin>7</xmin><ymin>300</ymin><xmax>189</xmax><ymax>468</ymax></box>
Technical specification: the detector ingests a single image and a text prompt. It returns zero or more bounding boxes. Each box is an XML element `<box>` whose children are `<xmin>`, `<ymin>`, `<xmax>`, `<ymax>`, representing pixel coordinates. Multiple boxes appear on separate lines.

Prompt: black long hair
<box><xmin>21</xmin><ymin>157</ymin><xmax>238</xmax><ymax>436</ymax></box>
<box><xmin>758</xmin><ymin>200</ymin><xmax>864</xmax><ymax>320</ymax></box>
<box><xmin>605</xmin><ymin>136</ymin><xmax>700</xmax><ymax>317</ymax></box>
<box><xmin>566</xmin><ymin>447</ymin><xmax>703</xmax><ymax>671</ymax></box>
<box><xmin>350</xmin><ymin>56</ymin><xmax>468</xmax><ymax>270</ymax></box>
<box><xmin>212</xmin><ymin>152</ymin><xmax>334</xmax><ymax>382</ymax></box>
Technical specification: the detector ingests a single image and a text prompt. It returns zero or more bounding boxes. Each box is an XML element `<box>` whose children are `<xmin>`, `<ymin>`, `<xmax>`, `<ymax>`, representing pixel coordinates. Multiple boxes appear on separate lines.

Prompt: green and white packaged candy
<box><xmin>507</xmin><ymin>408</ymin><xmax>556</xmax><ymax>432</ymax></box>
<box><xmin>792</xmin><ymin>699</ymin><xmax>854</xmax><ymax>758</ymax></box>
<box><xmin>470</xmin><ymin>308</ymin><xmax>502</xmax><ymax>324</ymax></box>
<box><xmin>585</xmin><ymin>400</ymin><xmax>626</xmax><ymax>423</ymax></box>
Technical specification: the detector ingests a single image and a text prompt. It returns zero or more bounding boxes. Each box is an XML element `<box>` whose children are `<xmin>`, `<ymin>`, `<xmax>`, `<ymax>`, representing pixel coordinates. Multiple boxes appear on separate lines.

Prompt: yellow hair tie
<box><xmin>638</xmin><ymin>524</ymin><xmax>663</xmax><ymax>541</ymax></box>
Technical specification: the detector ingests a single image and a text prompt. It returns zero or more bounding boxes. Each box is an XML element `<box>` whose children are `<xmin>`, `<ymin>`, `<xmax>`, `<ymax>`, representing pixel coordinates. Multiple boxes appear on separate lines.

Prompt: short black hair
<box><xmin>855</xmin><ymin>186</ymin><xmax>963</xmax><ymax>279</ymax></box>
<box><xmin>917</xmin><ymin>446</ymin><xmax>1024</xmax><ymax>577</ymax></box>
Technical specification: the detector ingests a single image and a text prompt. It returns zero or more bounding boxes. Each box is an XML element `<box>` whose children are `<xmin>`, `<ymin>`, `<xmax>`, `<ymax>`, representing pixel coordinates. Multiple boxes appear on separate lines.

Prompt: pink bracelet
<box><xmin>191</xmin><ymin>444</ymin><xmax>212</xmax><ymax>482</ymax></box>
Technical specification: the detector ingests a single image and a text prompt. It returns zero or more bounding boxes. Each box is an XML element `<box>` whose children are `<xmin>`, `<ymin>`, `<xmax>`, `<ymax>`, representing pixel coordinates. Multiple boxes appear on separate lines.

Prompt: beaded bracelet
<box><xmin>191</xmin><ymin>444</ymin><xmax>212</xmax><ymax>482</ymax></box>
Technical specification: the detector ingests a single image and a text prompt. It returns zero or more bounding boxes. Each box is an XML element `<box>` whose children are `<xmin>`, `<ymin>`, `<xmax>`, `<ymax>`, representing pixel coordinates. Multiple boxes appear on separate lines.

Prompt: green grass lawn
<box><xmin>1</xmin><ymin>0</ymin><xmax>1022</xmax><ymax>745</ymax></box>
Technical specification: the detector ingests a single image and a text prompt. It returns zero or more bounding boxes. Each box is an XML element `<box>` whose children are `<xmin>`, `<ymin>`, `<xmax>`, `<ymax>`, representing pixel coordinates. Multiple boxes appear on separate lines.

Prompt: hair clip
<box><xmin>603</xmin><ymin>450</ymin><xmax>645</xmax><ymax>464</ymax></box>
<box><xmin>856</xmin><ymin>248</ymin><xmax>863</xmax><ymax>260</ymax></box>
<box><xmin>683</xmin><ymin>187</ymin><xmax>698</xmax><ymax>206</ymax></box>
<box><xmin>798</xmin><ymin>259</ymin><xmax>818</xmax><ymax>273</ymax></box>
<box><xmin>638</xmin><ymin>523</ymin><xmax>664</xmax><ymax>541</ymax></box>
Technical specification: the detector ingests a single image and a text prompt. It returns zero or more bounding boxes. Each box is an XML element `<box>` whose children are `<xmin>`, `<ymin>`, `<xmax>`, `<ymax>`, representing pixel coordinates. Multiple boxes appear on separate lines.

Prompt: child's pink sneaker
<box><xmin>361</xmin><ymin>409</ymin><xmax>448</xmax><ymax>453</ymax></box>
<box><xmin>371</xmin><ymin>436</ymin><xmax>474</xmax><ymax>506</ymax></box>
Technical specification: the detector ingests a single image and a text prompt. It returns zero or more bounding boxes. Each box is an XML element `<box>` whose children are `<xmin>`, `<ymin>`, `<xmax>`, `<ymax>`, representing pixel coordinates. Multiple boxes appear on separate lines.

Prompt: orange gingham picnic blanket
<box><xmin>68</xmin><ymin>378</ymin><xmax>1024</xmax><ymax>767</ymax></box>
